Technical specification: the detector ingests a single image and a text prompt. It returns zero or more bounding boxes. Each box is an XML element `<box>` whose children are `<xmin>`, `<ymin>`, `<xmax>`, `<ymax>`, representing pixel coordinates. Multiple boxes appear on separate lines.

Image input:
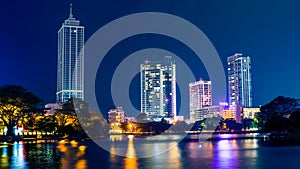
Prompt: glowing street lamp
<box><xmin>127</xmin><ymin>123</ymin><xmax>134</xmax><ymax>132</ymax></box>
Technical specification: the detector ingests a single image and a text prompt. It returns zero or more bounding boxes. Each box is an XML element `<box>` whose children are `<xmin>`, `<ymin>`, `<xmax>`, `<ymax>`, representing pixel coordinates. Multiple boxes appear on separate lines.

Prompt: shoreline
<box><xmin>0</xmin><ymin>135</ymin><xmax>91</xmax><ymax>143</ymax></box>
<box><xmin>2</xmin><ymin>132</ymin><xmax>300</xmax><ymax>146</ymax></box>
<box><xmin>0</xmin><ymin>132</ymin><xmax>266</xmax><ymax>143</ymax></box>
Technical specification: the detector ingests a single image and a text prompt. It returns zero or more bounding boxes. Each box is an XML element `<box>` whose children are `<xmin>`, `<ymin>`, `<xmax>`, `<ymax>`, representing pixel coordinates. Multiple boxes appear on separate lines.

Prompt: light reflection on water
<box><xmin>0</xmin><ymin>142</ymin><xmax>28</xmax><ymax>169</ymax></box>
<box><xmin>124</xmin><ymin>136</ymin><xmax>137</xmax><ymax>169</ymax></box>
<box><xmin>215</xmin><ymin>140</ymin><xmax>239</xmax><ymax>169</ymax></box>
<box><xmin>1</xmin><ymin>135</ymin><xmax>300</xmax><ymax>169</ymax></box>
<box><xmin>56</xmin><ymin>140</ymin><xmax>87</xmax><ymax>169</ymax></box>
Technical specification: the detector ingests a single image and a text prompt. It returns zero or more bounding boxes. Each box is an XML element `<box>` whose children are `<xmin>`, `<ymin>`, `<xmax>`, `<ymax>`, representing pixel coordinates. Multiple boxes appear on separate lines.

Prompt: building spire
<box><xmin>69</xmin><ymin>3</ymin><xmax>73</xmax><ymax>19</ymax></box>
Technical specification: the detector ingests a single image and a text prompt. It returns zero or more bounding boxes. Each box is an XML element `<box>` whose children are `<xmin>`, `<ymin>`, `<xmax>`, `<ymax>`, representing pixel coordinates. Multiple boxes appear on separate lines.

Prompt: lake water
<box><xmin>1</xmin><ymin>134</ymin><xmax>300</xmax><ymax>169</ymax></box>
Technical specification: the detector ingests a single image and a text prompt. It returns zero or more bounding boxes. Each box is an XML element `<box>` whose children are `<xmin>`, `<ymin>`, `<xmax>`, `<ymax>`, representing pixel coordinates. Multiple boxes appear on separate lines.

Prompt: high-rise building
<box><xmin>189</xmin><ymin>78</ymin><xmax>212</xmax><ymax>122</ymax></box>
<box><xmin>140</xmin><ymin>56</ymin><xmax>176</xmax><ymax>119</ymax></box>
<box><xmin>227</xmin><ymin>53</ymin><xmax>252</xmax><ymax>107</ymax></box>
<box><xmin>56</xmin><ymin>4</ymin><xmax>84</xmax><ymax>103</ymax></box>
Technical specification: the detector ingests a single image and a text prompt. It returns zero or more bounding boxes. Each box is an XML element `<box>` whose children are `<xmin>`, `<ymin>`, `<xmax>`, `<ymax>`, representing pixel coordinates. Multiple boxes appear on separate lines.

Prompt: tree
<box><xmin>223</xmin><ymin>118</ymin><xmax>243</xmax><ymax>131</ymax></box>
<box><xmin>55</xmin><ymin>97</ymin><xmax>82</xmax><ymax>136</ymax></box>
<box><xmin>288</xmin><ymin>109</ymin><xmax>300</xmax><ymax>133</ymax></box>
<box><xmin>203</xmin><ymin>116</ymin><xmax>223</xmax><ymax>131</ymax></box>
<box><xmin>55</xmin><ymin>97</ymin><xmax>110</xmax><ymax>138</ymax></box>
<box><xmin>242</xmin><ymin>118</ymin><xmax>257</xmax><ymax>130</ymax></box>
<box><xmin>260</xmin><ymin>96</ymin><xmax>299</xmax><ymax>116</ymax></box>
<box><xmin>0</xmin><ymin>85</ymin><xmax>42</xmax><ymax>136</ymax></box>
<box><xmin>168</xmin><ymin>121</ymin><xmax>190</xmax><ymax>132</ymax></box>
<box><xmin>136</xmin><ymin>113</ymin><xmax>148</xmax><ymax>123</ymax></box>
<box><xmin>190</xmin><ymin>120</ymin><xmax>205</xmax><ymax>131</ymax></box>
<box><xmin>34</xmin><ymin>115</ymin><xmax>58</xmax><ymax>134</ymax></box>
<box><xmin>255</xmin><ymin>96</ymin><xmax>299</xmax><ymax>132</ymax></box>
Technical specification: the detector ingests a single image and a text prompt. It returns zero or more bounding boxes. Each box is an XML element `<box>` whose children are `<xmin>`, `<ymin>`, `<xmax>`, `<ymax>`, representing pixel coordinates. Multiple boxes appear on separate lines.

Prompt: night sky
<box><xmin>1</xmin><ymin>1</ymin><xmax>300</xmax><ymax>116</ymax></box>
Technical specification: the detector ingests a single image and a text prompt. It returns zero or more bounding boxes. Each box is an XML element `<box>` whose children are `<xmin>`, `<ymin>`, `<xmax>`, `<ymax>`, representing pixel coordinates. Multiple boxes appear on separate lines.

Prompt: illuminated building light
<box><xmin>189</xmin><ymin>78</ymin><xmax>212</xmax><ymax>122</ymax></box>
<box><xmin>56</xmin><ymin>4</ymin><xmax>84</xmax><ymax>103</ymax></box>
<box><xmin>227</xmin><ymin>53</ymin><xmax>252</xmax><ymax>107</ymax></box>
<box><xmin>141</xmin><ymin>57</ymin><xmax>176</xmax><ymax>119</ymax></box>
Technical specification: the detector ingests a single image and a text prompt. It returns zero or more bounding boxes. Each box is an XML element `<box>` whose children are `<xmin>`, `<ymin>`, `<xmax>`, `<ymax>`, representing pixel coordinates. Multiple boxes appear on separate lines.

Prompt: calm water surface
<box><xmin>1</xmin><ymin>135</ymin><xmax>300</xmax><ymax>169</ymax></box>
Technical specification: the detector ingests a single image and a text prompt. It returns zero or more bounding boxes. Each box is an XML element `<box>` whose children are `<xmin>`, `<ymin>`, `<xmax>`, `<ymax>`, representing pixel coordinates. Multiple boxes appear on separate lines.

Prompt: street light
<box><xmin>128</xmin><ymin>123</ymin><xmax>133</xmax><ymax>132</ymax></box>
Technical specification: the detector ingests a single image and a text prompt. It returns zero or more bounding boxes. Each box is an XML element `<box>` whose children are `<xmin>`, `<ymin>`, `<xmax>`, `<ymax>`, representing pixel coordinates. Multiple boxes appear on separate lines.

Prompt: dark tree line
<box><xmin>0</xmin><ymin>84</ymin><xmax>109</xmax><ymax>139</ymax></box>
<box><xmin>0</xmin><ymin>85</ymin><xmax>42</xmax><ymax>136</ymax></box>
<box><xmin>255</xmin><ymin>96</ymin><xmax>300</xmax><ymax>133</ymax></box>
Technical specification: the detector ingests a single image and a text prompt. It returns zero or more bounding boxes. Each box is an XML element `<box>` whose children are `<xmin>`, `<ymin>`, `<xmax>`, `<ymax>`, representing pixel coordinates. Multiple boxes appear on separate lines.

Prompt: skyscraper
<box><xmin>189</xmin><ymin>78</ymin><xmax>212</xmax><ymax>122</ymax></box>
<box><xmin>56</xmin><ymin>4</ymin><xmax>84</xmax><ymax>103</ymax></box>
<box><xmin>227</xmin><ymin>53</ymin><xmax>252</xmax><ymax>107</ymax></box>
<box><xmin>140</xmin><ymin>56</ymin><xmax>176</xmax><ymax>119</ymax></box>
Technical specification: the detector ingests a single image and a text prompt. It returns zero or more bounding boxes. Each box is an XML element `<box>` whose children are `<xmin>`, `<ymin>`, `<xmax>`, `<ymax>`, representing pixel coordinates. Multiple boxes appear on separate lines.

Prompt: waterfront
<box><xmin>1</xmin><ymin>134</ymin><xmax>300</xmax><ymax>169</ymax></box>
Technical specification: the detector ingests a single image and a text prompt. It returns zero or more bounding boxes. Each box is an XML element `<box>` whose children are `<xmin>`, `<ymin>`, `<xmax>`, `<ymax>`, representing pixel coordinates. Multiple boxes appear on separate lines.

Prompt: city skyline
<box><xmin>1</xmin><ymin>1</ymin><xmax>300</xmax><ymax>109</ymax></box>
<box><xmin>1</xmin><ymin>1</ymin><xmax>300</xmax><ymax>168</ymax></box>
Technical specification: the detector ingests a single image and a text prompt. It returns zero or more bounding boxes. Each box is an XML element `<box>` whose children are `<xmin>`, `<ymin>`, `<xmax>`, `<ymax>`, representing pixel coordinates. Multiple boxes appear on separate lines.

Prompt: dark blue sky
<box><xmin>0</xmin><ymin>0</ymin><xmax>300</xmax><ymax>109</ymax></box>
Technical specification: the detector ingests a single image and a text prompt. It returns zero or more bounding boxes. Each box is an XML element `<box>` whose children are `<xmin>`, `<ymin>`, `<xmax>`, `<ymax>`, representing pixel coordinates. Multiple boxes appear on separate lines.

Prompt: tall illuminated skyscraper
<box><xmin>56</xmin><ymin>4</ymin><xmax>84</xmax><ymax>103</ymax></box>
<box><xmin>189</xmin><ymin>78</ymin><xmax>212</xmax><ymax>122</ymax></box>
<box><xmin>227</xmin><ymin>53</ymin><xmax>252</xmax><ymax>107</ymax></box>
<box><xmin>140</xmin><ymin>56</ymin><xmax>176</xmax><ymax>119</ymax></box>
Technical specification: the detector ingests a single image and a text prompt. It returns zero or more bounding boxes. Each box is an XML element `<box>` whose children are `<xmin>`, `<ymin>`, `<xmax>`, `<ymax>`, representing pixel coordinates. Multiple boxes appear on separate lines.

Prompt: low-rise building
<box><xmin>124</xmin><ymin>117</ymin><xmax>135</xmax><ymax>123</ymax></box>
<box><xmin>44</xmin><ymin>103</ymin><xmax>61</xmax><ymax>115</ymax></box>
<box><xmin>108</xmin><ymin>107</ymin><xmax>124</xmax><ymax>124</ymax></box>
<box><xmin>174</xmin><ymin>115</ymin><xmax>185</xmax><ymax>122</ymax></box>
<box><xmin>222</xmin><ymin>105</ymin><xmax>243</xmax><ymax>123</ymax></box>
<box><xmin>243</xmin><ymin>107</ymin><xmax>260</xmax><ymax>119</ymax></box>
<box><xmin>192</xmin><ymin>105</ymin><xmax>223</xmax><ymax>122</ymax></box>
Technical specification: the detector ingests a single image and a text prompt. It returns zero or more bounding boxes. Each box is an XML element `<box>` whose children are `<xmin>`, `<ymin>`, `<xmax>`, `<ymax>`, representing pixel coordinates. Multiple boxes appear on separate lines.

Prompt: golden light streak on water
<box><xmin>70</xmin><ymin>140</ymin><xmax>79</xmax><ymax>147</ymax></box>
<box><xmin>57</xmin><ymin>143</ymin><xmax>67</xmax><ymax>153</ymax></box>
<box><xmin>75</xmin><ymin>159</ymin><xmax>87</xmax><ymax>169</ymax></box>
<box><xmin>124</xmin><ymin>135</ymin><xmax>137</xmax><ymax>169</ymax></box>
<box><xmin>78</xmin><ymin>145</ymin><xmax>87</xmax><ymax>152</ymax></box>
<box><xmin>167</xmin><ymin>143</ymin><xmax>182</xmax><ymax>169</ymax></box>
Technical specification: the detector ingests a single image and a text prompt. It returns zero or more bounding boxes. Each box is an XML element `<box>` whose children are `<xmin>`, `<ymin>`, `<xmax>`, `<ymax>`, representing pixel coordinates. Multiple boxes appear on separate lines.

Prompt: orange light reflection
<box><xmin>124</xmin><ymin>135</ymin><xmax>137</xmax><ymax>169</ymax></box>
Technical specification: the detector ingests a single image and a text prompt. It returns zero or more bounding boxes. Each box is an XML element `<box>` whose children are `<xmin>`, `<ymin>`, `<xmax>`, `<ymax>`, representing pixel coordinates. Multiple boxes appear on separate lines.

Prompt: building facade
<box><xmin>108</xmin><ymin>107</ymin><xmax>125</xmax><ymax>124</ymax></box>
<box><xmin>189</xmin><ymin>78</ymin><xmax>212</xmax><ymax>122</ymax></box>
<box><xmin>56</xmin><ymin>4</ymin><xmax>84</xmax><ymax>103</ymax></box>
<box><xmin>44</xmin><ymin>103</ymin><xmax>61</xmax><ymax>115</ymax></box>
<box><xmin>222</xmin><ymin>105</ymin><xmax>243</xmax><ymax>123</ymax></box>
<box><xmin>124</xmin><ymin>117</ymin><xmax>135</xmax><ymax>123</ymax></box>
<box><xmin>243</xmin><ymin>107</ymin><xmax>260</xmax><ymax>119</ymax></box>
<box><xmin>193</xmin><ymin>105</ymin><xmax>222</xmax><ymax>122</ymax></box>
<box><xmin>140</xmin><ymin>56</ymin><xmax>176</xmax><ymax>119</ymax></box>
<box><xmin>227</xmin><ymin>53</ymin><xmax>252</xmax><ymax>107</ymax></box>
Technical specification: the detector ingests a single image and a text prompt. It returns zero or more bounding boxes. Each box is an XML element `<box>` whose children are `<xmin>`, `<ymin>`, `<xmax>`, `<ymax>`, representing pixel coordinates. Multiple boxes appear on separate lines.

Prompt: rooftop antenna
<box><xmin>69</xmin><ymin>3</ymin><xmax>73</xmax><ymax>18</ymax></box>
<box><xmin>145</xmin><ymin>58</ymin><xmax>150</xmax><ymax>64</ymax></box>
